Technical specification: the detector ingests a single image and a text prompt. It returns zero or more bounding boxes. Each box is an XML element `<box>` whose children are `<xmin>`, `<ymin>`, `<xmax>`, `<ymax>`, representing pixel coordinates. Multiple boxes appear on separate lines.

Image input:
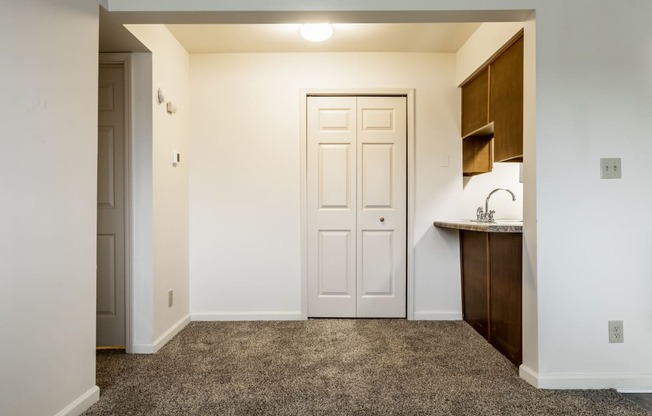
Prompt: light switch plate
<box><xmin>171</xmin><ymin>149</ymin><xmax>180</xmax><ymax>167</ymax></box>
<box><xmin>600</xmin><ymin>158</ymin><xmax>622</xmax><ymax>179</ymax></box>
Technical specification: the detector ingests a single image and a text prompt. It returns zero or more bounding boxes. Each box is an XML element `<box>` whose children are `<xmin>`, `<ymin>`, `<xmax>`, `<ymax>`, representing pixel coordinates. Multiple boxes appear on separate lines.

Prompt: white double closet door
<box><xmin>307</xmin><ymin>96</ymin><xmax>407</xmax><ymax>318</ymax></box>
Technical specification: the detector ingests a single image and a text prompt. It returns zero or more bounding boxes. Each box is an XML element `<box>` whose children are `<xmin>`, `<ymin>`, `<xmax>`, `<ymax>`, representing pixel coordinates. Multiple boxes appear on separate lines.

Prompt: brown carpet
<box><xmin>83</xmin><ymin>320</ymin><xmax>650</xmax><ymax>415</ymax></box>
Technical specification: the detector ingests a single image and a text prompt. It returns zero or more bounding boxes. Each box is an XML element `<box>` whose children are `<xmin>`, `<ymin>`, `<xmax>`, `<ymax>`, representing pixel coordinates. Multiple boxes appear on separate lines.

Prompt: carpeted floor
<box><xmin>83</xmin><ymin>320</ymin><xmax>651</xmax><ymax>415</ymax></box>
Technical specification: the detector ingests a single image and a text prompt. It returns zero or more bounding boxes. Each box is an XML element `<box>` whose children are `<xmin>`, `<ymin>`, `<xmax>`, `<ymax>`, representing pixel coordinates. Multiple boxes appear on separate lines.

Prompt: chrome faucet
<box><xmin>475</xmin><ymin>188</ymin><xmax>516</xmax><ymax>223</ymax></box>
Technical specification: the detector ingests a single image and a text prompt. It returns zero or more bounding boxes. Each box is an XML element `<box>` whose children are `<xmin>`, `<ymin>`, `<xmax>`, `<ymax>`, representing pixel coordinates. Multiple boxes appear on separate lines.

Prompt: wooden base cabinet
<box><xmin>460</xmin><ymin>230</ymin><xmax>522</xmax><ymax>366</ymax></box>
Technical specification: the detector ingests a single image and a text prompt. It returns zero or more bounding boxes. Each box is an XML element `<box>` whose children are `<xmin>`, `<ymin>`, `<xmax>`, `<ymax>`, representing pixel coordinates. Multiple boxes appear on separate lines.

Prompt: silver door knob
<box><xmin>379</xmin><ymin>217</ymin><xmax>385</xmax><ymax>222</ymax></box>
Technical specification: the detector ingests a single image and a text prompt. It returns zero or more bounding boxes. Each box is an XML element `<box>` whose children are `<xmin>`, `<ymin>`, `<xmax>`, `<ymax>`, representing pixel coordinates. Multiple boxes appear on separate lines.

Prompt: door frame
<box><xmin>98</xmin><ymin>53</ymin><xmax>133</xmax><ymax>352</ymax></box>
<box><xmin>300</xmin><ymin>89</ymin><xmax>416</xmax><ymax>320</ymax></box>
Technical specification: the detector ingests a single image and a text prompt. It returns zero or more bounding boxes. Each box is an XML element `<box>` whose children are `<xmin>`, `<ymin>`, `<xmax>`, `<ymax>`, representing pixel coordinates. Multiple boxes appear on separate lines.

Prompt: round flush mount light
<box><xmin>300</xmin><ymin>23</ymin><xmax>333</xmax><ymax>42</ymax></box>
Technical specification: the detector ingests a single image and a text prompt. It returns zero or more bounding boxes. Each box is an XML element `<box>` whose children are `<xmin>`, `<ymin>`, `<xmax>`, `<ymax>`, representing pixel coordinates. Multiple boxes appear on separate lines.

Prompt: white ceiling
<box><xmin>166</xmin><ymin>23</ymin><xmax>482</xmax><ymax>54</ymax></box>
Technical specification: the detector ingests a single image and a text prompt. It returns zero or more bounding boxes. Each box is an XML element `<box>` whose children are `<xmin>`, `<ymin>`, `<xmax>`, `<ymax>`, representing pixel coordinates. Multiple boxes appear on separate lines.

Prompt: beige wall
<box><xmin>0</xmin><ymin>1</ymin><xmax>100</xmax><ymax>415</ymax></box>
<box><xmin>189</xmin><ymin>52</ymin><xmax>464</xmax><ymax>319</ymax></box>
<box><xmin>126</xmin><ymin>25</ymin><xmax>191</xmax><ymax>350</ymax></box>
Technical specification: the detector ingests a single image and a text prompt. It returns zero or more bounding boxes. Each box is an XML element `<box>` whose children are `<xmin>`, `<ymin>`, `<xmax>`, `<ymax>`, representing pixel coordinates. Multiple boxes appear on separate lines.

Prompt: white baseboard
<box><xmin>519</xmin><ymin>365</ymin><xmax>652</xmax><ymax>390</ymax></box>
<box><xmin>617</xmin><ymin>388</ymin><xmax>652</xmax><ymax>393</ymax></box>
<box><xmin>131</xmin><ymin>314</ymin><xmax>190</xmax><ymax>354</ymax></box>
<box><xmin>192</xmin><ymin>311</ymin><xmax>303</xmax><ymax>321</ymax></box>
<box><xmin>54</xmin><ymin>385</ymin><xmax>99</xmax><ymax>416</ymax></box>
<box><xmin>519</xmin><ymin>364</ymin><xmax>540</xmax><ymax>388</ymax></box>
<box><xmin>413</xmin><ymin>311</ymin><xmax>463</xmax><ymax>321</ymax></box>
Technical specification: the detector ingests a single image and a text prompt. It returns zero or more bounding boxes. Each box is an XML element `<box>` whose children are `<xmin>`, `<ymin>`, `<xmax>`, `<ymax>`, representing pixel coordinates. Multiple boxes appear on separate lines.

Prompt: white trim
<box><xmin>299</xmin><ymin>90</ymin><xmax>308</xmax><ymax>320</ymax></box>
<box><xmin>519</xmin><ymin>365</ymin><xmax>652</xmax><ymax>390</ymax></box>
<box><xmin>192</xmin><ymin>312</ymin><xmax>303</xmax><ymax>321</ymax></box>
<box><xmin>413</xmin><ymin>311</ymin><xmax>463</xmax><ymax>321</ymax></box>
<box><xmin>299</xmin><ymin>88</ymin><xmax>416</xmax><ymax>320</ymax></box>
<box><xmin>54</xmin><ymin>386</ymin><xmax>99</xmax><ymax>416</ymax></box>
<box><xmin>98</xmin><ymin>53</ymin><xmax>134</xmax><ymax>353</ymax></box>
<box><xmin>617</xmin><ymin>388</ymin><xmax>652</xmax><ymax>394</ymax></box>
<box><xmin>519</xmin><ymin>364</ymin><xmax>540</xmax><ymax>388</ymax></box>
<box><xmin>405</xmin><ymin>90</ymin><xmax>415</xmax><ymax>320</ymax></box>
<box><xmin>131</xmin><ymin>314</ymin><xmax>190</xmax><ymax>354</ymax></box>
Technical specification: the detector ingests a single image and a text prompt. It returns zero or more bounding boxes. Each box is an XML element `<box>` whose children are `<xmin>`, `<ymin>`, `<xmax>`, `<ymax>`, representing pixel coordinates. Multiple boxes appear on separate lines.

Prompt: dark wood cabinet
<box><xmin>460</xmin><ymin>31</ymin><xmax>524</xmax><ymax>175</ymax></box>
<box><xmin>490</xmin><ymin>36</ymin><xmax>524</xmax><ymax>163</ymax></box>
<box><xmin>461</xmin><ymin>67</ymin><xmax>490</xmax><ymax>137</ymax></box>
<box><xmin>460</xmin><ymin>231</ymin><xmax>490</xmax><ymax>338</ymax></box>
<box><xmin>460</xmin><ymin>230</ymin><xmax>522</xmax><ymax>366</ymax></box>
<box><xmin>462</xmin><ymin>137</ymin><xmax>493</xmax><ymax>176</ymax></box>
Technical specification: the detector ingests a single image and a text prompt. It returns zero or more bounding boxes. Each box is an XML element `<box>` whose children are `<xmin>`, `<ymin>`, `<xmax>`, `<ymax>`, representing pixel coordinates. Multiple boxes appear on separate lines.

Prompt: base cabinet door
<box><xmin>460</xmin><ymin>231</ymin><xmax>489</xmax><ymax>339</ymax></box>
<box><xmin>488</xmin><ymin>233</ymin><xmax>522</xmax><ymax>366</ymax></box>
<box><xmin>460</xmin><ymin>230</ymin><xmax>522</xmax><ymax>366</ymax></box>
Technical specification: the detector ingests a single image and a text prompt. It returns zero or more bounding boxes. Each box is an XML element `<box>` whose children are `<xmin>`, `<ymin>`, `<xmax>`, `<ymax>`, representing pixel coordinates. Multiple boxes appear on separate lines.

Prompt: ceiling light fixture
<box><xmin>300</xmin><ymin>23</ymin><xmax>333</xmax><ymax>42</ymax></box>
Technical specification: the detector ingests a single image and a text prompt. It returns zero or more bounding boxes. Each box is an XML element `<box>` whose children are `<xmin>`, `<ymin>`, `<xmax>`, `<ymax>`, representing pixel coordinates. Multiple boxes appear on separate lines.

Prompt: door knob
<box><xmin>379</xmin><ymin>217</ymin><xmax>385</xmax><ymax>222</ymax></box>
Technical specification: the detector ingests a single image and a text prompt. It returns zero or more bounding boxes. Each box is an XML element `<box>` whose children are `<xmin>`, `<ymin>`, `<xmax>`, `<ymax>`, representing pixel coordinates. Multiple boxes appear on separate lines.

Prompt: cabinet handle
<box><xmin>380</xmin><ymin>217</ymin><xmax>385</xmax><ymax>223</ymax></box>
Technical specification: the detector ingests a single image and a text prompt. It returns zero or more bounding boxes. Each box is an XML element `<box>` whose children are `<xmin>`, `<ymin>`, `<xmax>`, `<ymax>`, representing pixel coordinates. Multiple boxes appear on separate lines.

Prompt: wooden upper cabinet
<box><xmin>460</xmin><ymin>31</ymin><xmax>524</xmax><ymax>175</ymax></box>
<box><xmin>490</xmin><ymin>36</ymin><xmax>524</xmax><ymax>162</ymax></box>
<box><xmin>461</xmin><ymin>67</ymin><xmax>490</xmax><ymax>137</ymax></box>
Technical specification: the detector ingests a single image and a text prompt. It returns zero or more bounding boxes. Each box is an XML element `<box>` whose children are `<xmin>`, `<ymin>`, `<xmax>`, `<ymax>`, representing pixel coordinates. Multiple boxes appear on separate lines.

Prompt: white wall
<box><xmin>129</xmin><ymin>52</ymin><xmax>156</xmax><ymax>349</ymax></box>
<box><xmin>126</xmin><ymin>25</ymin><xmax>191</xmax><ymax>350</ymax></box>
<box><xmin>189</xmin><ymin>53</ymin><xmax>463</xmax><ymax>320</ymax></box>
<box><xmin>532</xmin><ymin>1</ymin><xmax>652</xmax><ymax>388</ymax></box>
<box><xmin>0</xmin><ymin>1</ymin><xmax>100</xmax><ymax>415</ymax></box>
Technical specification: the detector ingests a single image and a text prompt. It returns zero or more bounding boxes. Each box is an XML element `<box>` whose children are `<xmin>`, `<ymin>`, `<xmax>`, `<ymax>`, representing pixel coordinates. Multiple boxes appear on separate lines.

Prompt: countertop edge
<box><xmin>434</xmin><ymin>220</ymin><xmax>523</xmax><ymax>233</ymax></box>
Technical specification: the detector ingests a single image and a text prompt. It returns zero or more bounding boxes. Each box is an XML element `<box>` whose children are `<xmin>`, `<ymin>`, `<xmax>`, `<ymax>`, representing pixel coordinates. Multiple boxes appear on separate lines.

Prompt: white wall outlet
<box><xmin>168</xmin><ymin>289</ymin><xmax>174</xmax><ymax>308</ymax></box>
<box><xmin>600</xmin><ymin>158</ymin><xmax>622</xmax><ymax>179</ymax></box>
<box><xmin>608</xmin><ymin>320</ymin><xmax>624</xmax><ymax>343</ymax></box>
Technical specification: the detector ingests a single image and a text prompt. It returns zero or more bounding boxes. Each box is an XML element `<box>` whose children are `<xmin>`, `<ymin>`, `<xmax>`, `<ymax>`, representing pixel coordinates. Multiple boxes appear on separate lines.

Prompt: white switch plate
<box><xmin>600</xmin><ymin>158</ymin><xmax>622</xmax><ymax>179</ymax></box>
<box><xmin>171</xmin><ymin>149</ymin><xmax>180</xmax><ymax>167</ymax></box>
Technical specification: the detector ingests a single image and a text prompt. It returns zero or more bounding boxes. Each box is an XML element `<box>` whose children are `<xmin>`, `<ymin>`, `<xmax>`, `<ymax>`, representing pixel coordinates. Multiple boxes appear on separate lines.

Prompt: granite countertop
<box><xmin>434</xmin><ymin>220</ymin><xmax>523</xmax><ymax>233</ymax></box>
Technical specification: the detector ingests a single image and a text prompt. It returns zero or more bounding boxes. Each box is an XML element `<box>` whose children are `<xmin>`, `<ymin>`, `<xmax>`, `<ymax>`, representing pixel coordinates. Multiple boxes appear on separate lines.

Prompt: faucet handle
<box><xmin>488</xmin><ymin>210</ymin><xmax>495</xmax><ymax>222</ymax></box>
<box><xmin>476</xmin><ymin>207</ymin><xmax>484</xmax><ymax>220</ymax></box>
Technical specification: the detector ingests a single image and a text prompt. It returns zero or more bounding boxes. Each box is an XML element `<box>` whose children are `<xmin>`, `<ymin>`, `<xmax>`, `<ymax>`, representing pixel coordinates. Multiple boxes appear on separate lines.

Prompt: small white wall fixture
<box><xmin>300</xmin><ymin>88</ymin><xmax>416</xmax><ymax>320</ymax></box>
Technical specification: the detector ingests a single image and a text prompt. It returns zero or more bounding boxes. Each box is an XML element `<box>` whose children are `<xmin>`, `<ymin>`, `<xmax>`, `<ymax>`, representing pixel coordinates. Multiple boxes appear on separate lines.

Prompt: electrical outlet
<box><xmin>600</xmin><ymin>158</ymin><xmax>622</xmax><ymax>179</ymax></box>
<box><xmin>608</xmin><ymin>320</ymin><xmax>624</xmax><ymax>343</ymax></box>
<box><xmin>168</xmin><ymin>290</ymin><xmax>174</xmax><ymax>308</ymax></box>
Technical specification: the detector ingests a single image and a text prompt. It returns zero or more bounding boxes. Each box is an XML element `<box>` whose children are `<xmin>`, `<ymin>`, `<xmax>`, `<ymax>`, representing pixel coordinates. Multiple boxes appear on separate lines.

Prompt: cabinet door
<box><xmin>461</xmin><ymin>67</ymin><xmax>490</xmax><ymax>137</ymax></box>
<box><xmin>490</xmin><ymin>36</ymin><xmax>524</xmax><ymax>162</ymax></box>
<box><xmin>460</xmin><ymin>231</ymin><xmax>490</xmax><ymax>339</ymax></box>
<box><xmin>489</xmin><ymin>233</ymin><xmax>522</xmax><ymax>366</ymax></box>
